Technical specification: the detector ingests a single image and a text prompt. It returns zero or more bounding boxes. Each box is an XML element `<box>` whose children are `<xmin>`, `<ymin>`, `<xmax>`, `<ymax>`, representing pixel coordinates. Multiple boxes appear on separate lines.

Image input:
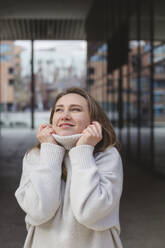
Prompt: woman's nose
<box><xmin>60</xmin><ymin>111</ymin><xmax>71</xmax><ymax>120</ymax></box>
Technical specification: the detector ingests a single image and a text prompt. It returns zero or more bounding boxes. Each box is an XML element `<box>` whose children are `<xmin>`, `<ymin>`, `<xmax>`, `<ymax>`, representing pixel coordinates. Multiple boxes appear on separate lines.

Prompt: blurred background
<box><xmin>0</xmin><ymin>0</ymin><xmax>165</xmax><ymax>247</ymax></box>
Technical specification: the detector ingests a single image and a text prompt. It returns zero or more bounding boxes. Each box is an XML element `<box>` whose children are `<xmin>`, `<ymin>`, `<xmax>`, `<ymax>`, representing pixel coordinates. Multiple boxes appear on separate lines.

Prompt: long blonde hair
<box><xmin>30</xmin><ymin>87</ymin><xmax>120</xmax><ymax>181</ymax></box>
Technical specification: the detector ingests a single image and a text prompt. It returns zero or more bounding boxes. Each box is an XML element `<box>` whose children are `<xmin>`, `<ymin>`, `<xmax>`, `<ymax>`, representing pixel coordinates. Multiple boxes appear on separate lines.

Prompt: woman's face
<box><xmin>52</xmin><ymin>93</ymin><xmax>91</xmax><ymax>136</ymax></box>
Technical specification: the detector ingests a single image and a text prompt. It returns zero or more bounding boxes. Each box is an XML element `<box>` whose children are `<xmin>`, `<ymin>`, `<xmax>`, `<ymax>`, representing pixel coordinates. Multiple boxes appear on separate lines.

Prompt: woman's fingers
<box><xmin>37</xmin><ymin>124</ymin><xmax>56</xmax><ymax>141</ymax></box>
<box><xmin>85</xmin><ymin>121</ymin><xmax>102</xmax><ymax>138</ymax></box>
<box><xmin>37</xmin><ymin>124</ymin><xmax>57</xmax><ymax>144</ymax></box>
<box><xmin>38</xmin><ymin>124</ymin><xmax>48</xmax><ymax>133</ymax></box>
<box><xmin>85</xmin><ymin>122</ymin><xmax>102</xmax><ymax>139</ymax></box>
<box><xmin>86</xmin><ymin>124</ymin><xmax>98</xmax><ymax>137</ymax></box>
<box><xmin>92</xmin><ymin>121</ymin><xmax>102</xmax><ymax>136</ymax></box>
<box><xmin>41</xmin><ymin>127</ymin><xmax>55</xmax><ymax>136</ymax></box>
<box><xmin>76</xmin><ymin>121</ymin><xmax>102</xmax><ymax>147</ymax></box>
<box><xmin>38</xmin><ymin>124</ymin><xmax>54</xmax><ymax>133</ymax></box>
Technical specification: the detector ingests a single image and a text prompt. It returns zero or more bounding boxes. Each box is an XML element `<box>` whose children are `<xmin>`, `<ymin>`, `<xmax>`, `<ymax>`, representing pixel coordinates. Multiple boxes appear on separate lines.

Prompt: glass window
<box><xmin>8</xmin><ymin>79</ymin><xmax>15</xmax><ymax>85</ymax></box>
<box><xmin>8</xmin><ymin>67</ymin><xmax>14</xmax><ymax>74</ymax></box>
<box><xmin>0</xmin><ymin>55</ymin><xmax>12</xmax><ymax>62</ymax></box>
<box><xmin>0</xmin><ymin>44</ymin><xmax>12</xmax><ymax>53</ymax></box>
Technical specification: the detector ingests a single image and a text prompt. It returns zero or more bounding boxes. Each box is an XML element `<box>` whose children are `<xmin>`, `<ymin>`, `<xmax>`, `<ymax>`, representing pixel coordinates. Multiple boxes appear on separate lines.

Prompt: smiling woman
<box><xmin>52</xmin><ymin>93</ymin><xmax>91</xmax><ymax>136</ymax></box>
<box><xmin>15</xmin><ymin>87</ymin><xmax>123</xmax><ymax>248</ymax></box>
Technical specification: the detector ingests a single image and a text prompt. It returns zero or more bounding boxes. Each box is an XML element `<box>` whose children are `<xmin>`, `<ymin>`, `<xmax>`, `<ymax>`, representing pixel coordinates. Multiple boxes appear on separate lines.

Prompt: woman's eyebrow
<box><xmin>70</xmin><ymin>104</ymin><xmax>83</xmax><ymax>108</ymax></box>
<box><xmin>55</xmin><ymin>104</ymin><xmax>83</xmax><ymax>108</ymax></box>
<box><xmin>55</xmin><ymin>104</ymin><xmax>64</xmax><ymax>108</ymax></box>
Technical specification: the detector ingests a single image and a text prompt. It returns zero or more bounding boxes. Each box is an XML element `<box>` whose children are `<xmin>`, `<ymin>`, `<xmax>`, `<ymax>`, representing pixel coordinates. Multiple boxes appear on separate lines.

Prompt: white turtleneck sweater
<box><xmin>15</xmin><ymin>134</ymin><xmax>123</xmax><ymax>248</ymax></box>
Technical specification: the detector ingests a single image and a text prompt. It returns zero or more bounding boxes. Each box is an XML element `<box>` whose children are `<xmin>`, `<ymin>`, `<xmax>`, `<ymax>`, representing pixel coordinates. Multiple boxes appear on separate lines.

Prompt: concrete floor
<box><xmin>0</xmin><ymin>129</ymin><xmax>165</xmax><ymax>248</ymax></box>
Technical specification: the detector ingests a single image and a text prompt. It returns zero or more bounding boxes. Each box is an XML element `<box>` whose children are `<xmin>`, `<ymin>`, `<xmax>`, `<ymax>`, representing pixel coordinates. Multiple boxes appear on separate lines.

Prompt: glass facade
<box><xmin>87</xmin><ymin>0</ymin><xmax>165</xmax><ymax>176</ymax></box>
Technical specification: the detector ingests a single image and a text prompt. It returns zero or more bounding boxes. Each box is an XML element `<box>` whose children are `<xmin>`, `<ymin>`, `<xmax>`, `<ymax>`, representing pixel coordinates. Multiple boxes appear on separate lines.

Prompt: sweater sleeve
<box><xmin>15</xmin><ymin>143</ymin><xmax>65</xmax><ymax>226</ymax></box>
<box><xmin>68</xmin><ymin>145</ymin><xmax>123</xmax><ymax>231</ymax></box>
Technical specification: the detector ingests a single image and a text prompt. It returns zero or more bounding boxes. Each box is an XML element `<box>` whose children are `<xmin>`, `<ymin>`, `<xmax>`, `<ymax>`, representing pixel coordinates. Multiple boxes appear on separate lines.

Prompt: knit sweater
<box><xmin>15</xmin><ymin>134</ymin><xmax>123</xmax><ymax>248</ymax></box>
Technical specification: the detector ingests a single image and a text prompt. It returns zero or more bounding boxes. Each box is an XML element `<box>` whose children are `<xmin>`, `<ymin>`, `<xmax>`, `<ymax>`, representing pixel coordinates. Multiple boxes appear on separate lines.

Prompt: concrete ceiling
<box><xmin>0</xmin><ymin>0</ymin><xmax>93</xmax><ymax>40</ymax></box>
<box><xmin>0</xmin><ymin>19</ymin><xmax>86</xmax><ymax>40</ymax></box>
<box><xmin>0</xmin><ymin>0</ymin><xmax>92</xmax><ymax>19</ymax></box>
<box><xmin>0</xmin><ymin>0</ymin><xmax>165</xmax><ymax>41</ymax></box>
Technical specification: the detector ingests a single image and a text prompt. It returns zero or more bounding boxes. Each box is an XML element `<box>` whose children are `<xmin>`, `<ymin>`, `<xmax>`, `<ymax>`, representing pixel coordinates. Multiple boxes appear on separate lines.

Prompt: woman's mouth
<box><xmin>59</xmin><ymin>123</ymin><xmax>74</xmax><ymax>128</ymax></box>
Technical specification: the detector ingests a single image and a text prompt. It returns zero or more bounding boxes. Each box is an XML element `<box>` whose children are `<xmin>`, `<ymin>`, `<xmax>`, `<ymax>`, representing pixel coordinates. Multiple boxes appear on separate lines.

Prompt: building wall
<box><xmin>0</xmin><ymin>41</ymin><xmax>15</xmax><ymax>108</ymax></box>
<box><xmin>0</xmin><ymin>41</ymin><xmax>22</xmax><ymax>111</ymax></box>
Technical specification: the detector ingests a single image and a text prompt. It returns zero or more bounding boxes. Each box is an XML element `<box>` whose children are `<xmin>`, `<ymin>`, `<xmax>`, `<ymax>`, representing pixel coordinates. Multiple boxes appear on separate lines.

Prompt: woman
<box><xmin>15</xmin><ymin>87</ymin><xmax>123</xmax><ymax>248</ymax></box>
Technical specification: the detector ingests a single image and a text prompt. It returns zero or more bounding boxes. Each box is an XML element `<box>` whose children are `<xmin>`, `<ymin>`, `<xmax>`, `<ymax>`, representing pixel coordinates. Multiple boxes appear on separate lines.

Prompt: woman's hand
<box><xmin>37</xmin><ymin>124</ymin><xmax>57</xmax><ymax>144</ymax></box>
<box><xmin>76</xmin><ymin>121</ymin><xmax>102</xmax><ymax>147</ymax></box>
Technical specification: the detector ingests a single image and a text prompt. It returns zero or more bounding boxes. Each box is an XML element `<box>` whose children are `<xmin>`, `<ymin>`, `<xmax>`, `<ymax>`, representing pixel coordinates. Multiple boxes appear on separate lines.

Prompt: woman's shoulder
<box><xmin>95</xmin><ymin>145</ymin><xmax>120</xmax><ymax>160</ymax></box>
<box><xmin>95</xmin><ymin>145</ymin><xmax>122</xmax><ymax>171</ymax></box>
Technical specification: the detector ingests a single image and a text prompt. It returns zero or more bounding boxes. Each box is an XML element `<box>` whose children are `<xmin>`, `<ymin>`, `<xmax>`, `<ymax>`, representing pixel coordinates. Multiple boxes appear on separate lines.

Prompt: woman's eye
<box><xmin>72</xmin><ymin>108</ymin><xmax>81</xmax><ymax>111</ymax></box>
<box><xmin>55</xmin><ymin>108</ymin><xmax>62</xmax><ymax>112</ymax></box>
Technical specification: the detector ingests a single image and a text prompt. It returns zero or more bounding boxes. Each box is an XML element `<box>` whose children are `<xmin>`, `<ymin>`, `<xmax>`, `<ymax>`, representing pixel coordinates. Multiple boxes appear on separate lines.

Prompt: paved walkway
<box><xmin>120</xmin><ymin>159</ymin><xmax>165</xmax><ymax>248</ymax></box>
<box><xmin>0</xmin><ymin>129</ymin><xmax>165</xmax><ymax>248</ymax></box>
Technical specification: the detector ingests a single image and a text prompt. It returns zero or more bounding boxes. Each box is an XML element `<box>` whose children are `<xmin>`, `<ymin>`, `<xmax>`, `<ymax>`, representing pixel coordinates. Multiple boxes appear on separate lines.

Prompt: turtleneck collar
<box><xmin>52</xmin><ymin>133</ymin><xmax>82</xmax><ymax>150</ymax></box>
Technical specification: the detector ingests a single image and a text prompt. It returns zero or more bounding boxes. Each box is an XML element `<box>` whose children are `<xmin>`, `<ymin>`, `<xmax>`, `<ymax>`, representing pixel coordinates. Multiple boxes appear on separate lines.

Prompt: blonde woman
<box><xmin>15</xmin><ymin>87</ymin><xmax>123</xmax><ymax>248</ymax></box>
